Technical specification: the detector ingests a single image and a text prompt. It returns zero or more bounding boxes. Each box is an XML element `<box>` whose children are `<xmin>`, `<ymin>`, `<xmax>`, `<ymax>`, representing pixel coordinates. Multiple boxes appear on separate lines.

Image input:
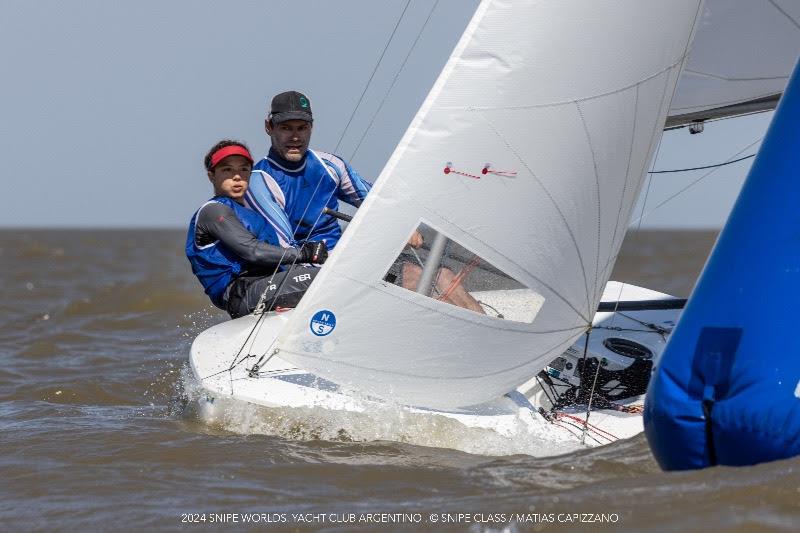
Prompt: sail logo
<box><xmin>310</xmin><ymin>310</ymin><xmax>336</xmax><ymax>336</ymax></box>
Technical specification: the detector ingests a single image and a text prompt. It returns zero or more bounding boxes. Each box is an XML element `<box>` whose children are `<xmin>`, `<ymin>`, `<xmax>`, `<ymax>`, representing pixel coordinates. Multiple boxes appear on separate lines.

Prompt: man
<box><xmin>246</xmin><ymin>91</ymin><xmax>484</xmax><ymax>314</ymax></box>
<box><xmin>244</xmin><ymin>90</ymin><xmax>372</xmax><ymax>250</ymax></box>
<box><xmin>186</xmin><ymin>139</ymin><xmax>327</xmax><ymax>318</ymax></box>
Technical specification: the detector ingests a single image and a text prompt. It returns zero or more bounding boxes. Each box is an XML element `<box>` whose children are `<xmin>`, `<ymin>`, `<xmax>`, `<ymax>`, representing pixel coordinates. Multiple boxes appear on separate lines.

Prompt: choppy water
<box><xmin>1</xmin><ymin>229</ymin><xmax>798</xmax><ymax>532</ymax></box>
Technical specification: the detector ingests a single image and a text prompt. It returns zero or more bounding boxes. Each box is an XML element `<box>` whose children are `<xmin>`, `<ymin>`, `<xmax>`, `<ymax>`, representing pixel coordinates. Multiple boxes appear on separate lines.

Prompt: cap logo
<box><xmin>299</xmin><ymin>96</ymin><xmax>309</xmax><ymax>108</ymax></box>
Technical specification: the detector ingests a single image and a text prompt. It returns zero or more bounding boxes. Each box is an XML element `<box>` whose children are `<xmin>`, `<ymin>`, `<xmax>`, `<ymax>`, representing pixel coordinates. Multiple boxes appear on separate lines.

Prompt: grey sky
<box><xmin>0</xmin><ymin>0</ymin><xmax>770</xmax><ymax>229</ymax></box>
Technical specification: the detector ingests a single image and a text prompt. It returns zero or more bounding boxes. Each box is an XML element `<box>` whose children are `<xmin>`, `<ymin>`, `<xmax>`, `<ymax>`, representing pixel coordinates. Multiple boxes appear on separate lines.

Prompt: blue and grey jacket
<box><xmin>245</xmin><ymin>148</ymin><xmax>372</xmax><ymax>249</ymax></box>
<box><xmin>185</xmin><ymin>196</ymin><xmax>289</xmax><ymax>308</ymax></box>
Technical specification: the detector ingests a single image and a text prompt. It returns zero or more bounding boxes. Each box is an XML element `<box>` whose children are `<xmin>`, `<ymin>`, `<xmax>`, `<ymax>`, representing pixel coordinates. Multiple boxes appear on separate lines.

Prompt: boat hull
<box><xmin>188</xmin><ymin>282</ymin><xmax>680</xmax><ymax>453</ymax></box>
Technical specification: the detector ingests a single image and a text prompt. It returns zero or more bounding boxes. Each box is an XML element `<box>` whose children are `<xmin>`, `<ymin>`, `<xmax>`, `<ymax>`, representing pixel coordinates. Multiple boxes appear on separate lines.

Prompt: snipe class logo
<box><xmin>310</xmin><ymin>310</ymin><xmax>336</xmax><ymax>336</ymax></box>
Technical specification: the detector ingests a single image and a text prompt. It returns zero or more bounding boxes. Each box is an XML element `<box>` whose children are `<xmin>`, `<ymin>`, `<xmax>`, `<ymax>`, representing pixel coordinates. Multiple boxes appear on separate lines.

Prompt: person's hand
<box><xmin>407</xmin><ymin>230</ymin><xmax>423</xmax><ymax>249</ymax></box>
<box><xmin>299</xmin><ymin>241</ymin><xmax>328</xmax><ymax>264</ymax></box>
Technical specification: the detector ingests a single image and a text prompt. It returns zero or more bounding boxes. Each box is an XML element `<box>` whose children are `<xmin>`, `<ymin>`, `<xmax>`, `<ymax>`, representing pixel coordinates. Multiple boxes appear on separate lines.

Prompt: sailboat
<box><xmin>189</xmin><ymin>0</ymin><xmax>799</xmax><ymax>451</ymax></box>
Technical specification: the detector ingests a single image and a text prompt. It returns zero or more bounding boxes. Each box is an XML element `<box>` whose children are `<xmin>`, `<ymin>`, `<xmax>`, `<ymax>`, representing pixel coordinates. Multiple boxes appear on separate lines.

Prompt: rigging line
<box><xmin>477</xmin><ymin>111</ymin><xmax>593</xmax><ymax>322</ymax></box>
<box><xmin>207</xmin><ymin>208</ymin><xmax>300</xmax><ymax>371</ymax></box>
<box><xmin>616</xmin><ymin>311</ymin><xmax>671</xmax><ymax>337</ymax></box>
<box><xmin>593</xmin><ymin>326</ymin><xmax>668</xmax><ymax>335</ymax></box>
<box><xmin>768</xmin><ymin>0</ymin><xmax>800</xmax><ymax>32</ymax></box>
<box><xmin>242</xmin><ymin>155</ymin><xmax>377</xmax><ymax>372</ymax></box>
<box><xmin>436</xmin><ymin>255</ymin><xmax>480</xmax><ymax>301</ymax></box>
<box><xmin>633</xmin><ymin>125</ymin><xmax>662</xmax><ymax>233</ymax></box>
<box><xmin>575</xmin><ymin>101</ymin><xmax>603</xmax><ymax>316</ymax></box>
<box><xmin>229</xmin><ymin>263</ymin><xmax>287</xmax><ymax>372</ymax></box>
<box><xmin>679</xmin><ymin>69</ymin><xmax>789</xmax><ymax>83</ymax></box>
<box><xmin>578</xmin><ymin>328</ymin><xmax>591</xmax><ymax>403</ymax></box>
<box><xmin>252</xmin><ymin>164</ymin><xmax>355</xmax><ymax>316</ymax></box>
<box><xmin>244</xmin><ymin>190</ymin><xmax>322</xmax><ymax>318</ymax></box>
<box><xmin>599</xmin><ymin>68</ymin><xmax>674</xmax><ymax>286</ymax></box>
<box><xmin>228</xmin><ymin>199</ymin><xmax>324</xmax><ymax>371</ymax></box>
<box><xmin>200</xmin><ymin>354</ymin><xmax>257</xmax><ymax>382</ymax></box>
<box><xmin>245</xmin><ymin>156</ymin><xmax>365</xmax><ymax>366</ymax></box>
<box><xmin>629</xmin><ymin>2</ymin><xmax>704</xmax><ymax>233</ymax></box>
<box><xmin>349</xmin><ymin>0</ymin><xmax>440</xmax><ymax>164</ymax></box>
<box><xmin>637</xmin><ymin>0</ymin><xmax>699</xmax><ymax>230</ymax></box>
<box><xmin>230</xmin><ymin>242</ymin><xmax>311</xmax><ymax>375</ymax></box>
<box><xmin>228</xmin><ymin>311</ymin><xmax>270</xmax><ymax>370</ymax></box>
<box><xmin>558</xmin><ymin>412</ymin><xmax>619</xmax><ymax>442</ymax></box>
<box><xmin>249</xmin><ymin>348</ymin><xmax>279</xmax><ymax>378</ymax></box>
<box><xmin>246</xmin><ymin>311</ymin><xmax>284</xmax><ymax>369</ymax></box>
<box><xmin>606</xmin><ymin>84</ymin><xmax>640</xmax><ymax>293</ymax></box>
<box><xmin>580</xmin><ymin>354</ymin><xmax>603</xmax><ymax>445</ymax></box>
<box><xmin>551</xmin><ymin>417</ymin><xmax>607</xmax><ymax>443</ymax></box>
<box><xmin>333</xmin><ymin>0</ymin><xmax>413</xmax><ymax>155</ymax></box>
<box><xmin>629</xmin><ymin>137</ymin><xmax>763</xmax><ymax>227</ymax></box>
<box><xmin>407</xmin><ymin>246</ymin><xmax>425</xmax><ymax>267</ymax></box>
<box><xmin>534</xmin><ymin>375</ymin><xmax>558</xmax><ymax>408</ymax></box>
<box><xmin>607</xmin><ymin>282</ymin><xmax>627</xmax><ymax>331</ymax></box>
<box><xmin>648</xmin><ymin>153</ymin><xmax>756</xmax><ymax>174</ymax></box>
<box><xmin>477</xmin><ymin>300</ymin><xmax>503</xmax><ymax>318</ymax></box>
<box><xmin>553</xmin><ymin>419</ymin><xmax>607</xmax><ymax>445</ymax></box>
<box><xmin>635</xmin><ymin>67</ymin><xmax>674</xmax><ymax>235</ymax></box>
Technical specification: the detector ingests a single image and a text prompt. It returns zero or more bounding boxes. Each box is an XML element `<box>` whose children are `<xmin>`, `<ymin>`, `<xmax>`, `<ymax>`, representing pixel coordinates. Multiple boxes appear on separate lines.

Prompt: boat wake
<box><xmin>177</xmin><ymin>366</ymin><xmax>581</xmax><ymax>458</ymax></box>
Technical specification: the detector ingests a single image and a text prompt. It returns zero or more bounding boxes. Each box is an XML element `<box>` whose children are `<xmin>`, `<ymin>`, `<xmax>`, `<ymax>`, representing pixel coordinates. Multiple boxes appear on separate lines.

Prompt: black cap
<box><xmin>269</xmin><ymin>91</ymin><xmax>313</xmax><ymax>124</ymax></box>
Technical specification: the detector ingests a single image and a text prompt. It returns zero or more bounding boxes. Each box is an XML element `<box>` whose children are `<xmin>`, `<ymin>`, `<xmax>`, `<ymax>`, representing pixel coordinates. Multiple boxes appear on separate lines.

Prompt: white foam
<box><xmin>179</xmin><ymin>366</ymin><xmax>581</xmax><ymax>457</ymax></box>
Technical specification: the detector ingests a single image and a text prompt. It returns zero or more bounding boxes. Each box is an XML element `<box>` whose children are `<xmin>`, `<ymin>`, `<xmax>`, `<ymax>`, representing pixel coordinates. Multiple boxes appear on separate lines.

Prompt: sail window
<box><xmin>382</xmin><ymin>222</ymin><xmax>544</xmax><ymax>323</ymax></box>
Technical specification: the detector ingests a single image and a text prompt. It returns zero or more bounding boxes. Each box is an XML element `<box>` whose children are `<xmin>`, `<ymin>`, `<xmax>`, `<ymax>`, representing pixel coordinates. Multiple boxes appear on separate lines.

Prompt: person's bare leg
<box><xmin>400</xmin><ymin>263</ymin><xmax>485</xmax><ymax>314</ymax></box>
<box><xmin>401</xmin><ymin>262</ymin><xmax>422</xmax><ymax>291</ymax></box>
<box><xmin>433</xmin><ymin>268</ymin><xmax>485</xmax><ymax>314</ymax></box>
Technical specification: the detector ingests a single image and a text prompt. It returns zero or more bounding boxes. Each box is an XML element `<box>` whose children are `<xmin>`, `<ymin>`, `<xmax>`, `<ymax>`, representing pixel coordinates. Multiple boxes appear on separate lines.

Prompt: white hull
<box><xmin>188</xmin><ymin>282</ymin><xmax>679</xmax><ymax>455</ymax></box>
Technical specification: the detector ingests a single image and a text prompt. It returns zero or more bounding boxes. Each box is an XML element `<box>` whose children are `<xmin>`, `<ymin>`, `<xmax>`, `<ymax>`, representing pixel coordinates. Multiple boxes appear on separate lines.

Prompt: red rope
<box><xmin>555</xmin><ymin>412</ymin><xmax>620</xmax><ymax>442</ymax></box>
<box><xmin>443</xmin><ymin>166</ymin><xmax>482</xmax><ymax>179</ymax></box>
<box><xmin>443</xmin><ymin>164</ymin><xmax>517</xmax><ymax>179</ymax></box>
<box><xmin>486</xmin><ymin>170</ymin><xmax>517</xmax><ymax>177</ymax></box>
<box><xmin>436</xmin><ymin>256</ymin><xmax>481</xmax><ymax>301</ymax></box>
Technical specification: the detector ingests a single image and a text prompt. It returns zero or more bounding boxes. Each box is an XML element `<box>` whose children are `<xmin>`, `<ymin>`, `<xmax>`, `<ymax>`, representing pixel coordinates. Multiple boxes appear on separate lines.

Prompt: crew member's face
<box><xmin>208</xmin><ymin>155</ymin><xmax>252</xmax><ymax>202</ymax></box>
<box><xmin>267</xmin><ymin>119</ymin><xmax>312</xmax><ymax>162</ymax></box>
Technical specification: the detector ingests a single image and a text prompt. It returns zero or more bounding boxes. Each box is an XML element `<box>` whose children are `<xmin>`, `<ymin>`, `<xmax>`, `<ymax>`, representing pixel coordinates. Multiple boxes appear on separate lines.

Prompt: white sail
<box><xmin>668</xmin><ymin>0</ymin><xmax>800</xmax><ymax>126</ymax></box>
<box><xmin>273</xmin><ymin>0</ymin><xmax>704</xmax><ymax>409</ymax></box>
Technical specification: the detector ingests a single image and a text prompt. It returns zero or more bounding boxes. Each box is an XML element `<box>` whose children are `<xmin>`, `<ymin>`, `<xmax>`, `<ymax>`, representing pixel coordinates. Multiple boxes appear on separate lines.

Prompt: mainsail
<box><xmin>274</xmin><ymin>0</ymin><xmax>705</xmax><ymax>409</ymax></box>
<box><xmin>668</xmin><ymin>0</ymin><xmax>800</xmax><ymax>127</ymax></box>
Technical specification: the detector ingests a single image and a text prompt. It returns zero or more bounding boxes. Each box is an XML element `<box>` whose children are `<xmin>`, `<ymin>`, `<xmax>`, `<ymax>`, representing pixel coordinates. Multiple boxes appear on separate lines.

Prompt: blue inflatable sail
<box><xmin>644</xmin><ymin>57</ymin><xmax>800</xmax><ymax>471</ymax></box>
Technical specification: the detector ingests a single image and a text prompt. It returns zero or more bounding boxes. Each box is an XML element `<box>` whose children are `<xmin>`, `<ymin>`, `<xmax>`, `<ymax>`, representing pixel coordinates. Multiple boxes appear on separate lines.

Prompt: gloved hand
<box><xmin>298</xmin><ymin>240</ymin><xmax>328</xmax><ymax>264</ymax></box>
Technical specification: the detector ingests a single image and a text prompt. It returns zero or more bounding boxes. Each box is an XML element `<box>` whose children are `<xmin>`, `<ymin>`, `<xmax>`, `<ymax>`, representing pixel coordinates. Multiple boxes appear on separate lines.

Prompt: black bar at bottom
<box><xmin>597</xmin><ymin>298</ymin><xmax>687</xmax><ymax>312</ymax></box>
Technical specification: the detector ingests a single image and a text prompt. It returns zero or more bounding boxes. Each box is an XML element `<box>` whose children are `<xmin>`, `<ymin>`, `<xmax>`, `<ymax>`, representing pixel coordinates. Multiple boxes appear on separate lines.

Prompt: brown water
<box><xmin>1</xmin><ymin>229</ymin><xmax>798</xmax><ymax>532</ymax></box>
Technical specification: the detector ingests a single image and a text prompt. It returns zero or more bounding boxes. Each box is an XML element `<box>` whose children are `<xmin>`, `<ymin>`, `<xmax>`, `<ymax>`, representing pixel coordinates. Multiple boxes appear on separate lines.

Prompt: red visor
<box><xmin>209</xmin><ymin>145</ymin><xmax>254</xmax><ymax>169</ymax></box>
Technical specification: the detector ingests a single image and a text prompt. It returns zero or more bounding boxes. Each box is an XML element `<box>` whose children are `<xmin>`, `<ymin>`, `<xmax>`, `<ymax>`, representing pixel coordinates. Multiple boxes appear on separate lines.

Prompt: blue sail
<box><xmin>644</xmin><ymin>56</ymin><xmax>800</xmax><ymax>470</ymax></box>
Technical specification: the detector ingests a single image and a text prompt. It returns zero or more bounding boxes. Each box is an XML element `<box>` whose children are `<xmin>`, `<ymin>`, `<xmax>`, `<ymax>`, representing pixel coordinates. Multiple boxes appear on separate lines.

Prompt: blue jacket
<box><xmin>185</xmin><ymin>196</ymin><xmax>282</xmax><ymax>308</ymax></box>
<box><xmin>246</xmin><ymin>149</ymin><xmax>372</xmax><ymax>249</ymax></box>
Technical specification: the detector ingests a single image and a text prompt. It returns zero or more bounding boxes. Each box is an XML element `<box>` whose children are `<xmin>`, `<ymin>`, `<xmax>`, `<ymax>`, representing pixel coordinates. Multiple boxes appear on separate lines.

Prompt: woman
<box><xmin>185</xmin><ymin>140</ymin><xmax>326</xmax><ymax>318</ymax></box>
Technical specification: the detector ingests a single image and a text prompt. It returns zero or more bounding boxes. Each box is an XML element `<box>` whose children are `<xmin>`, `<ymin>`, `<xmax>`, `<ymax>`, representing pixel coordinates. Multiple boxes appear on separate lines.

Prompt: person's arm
<box><xmin>338</xmin><ymin>161</ymin><xmax>372</xmax><ymax>206</ymax></box>
<box><xmin>320</xmin><ymin>153</ymin><xmax>373</xmax><ymax>207</ymax></box>
<box><xmin>195</xmin><ymin>202</ymin><xmax>299</xmax><ymax>266</ymax></box>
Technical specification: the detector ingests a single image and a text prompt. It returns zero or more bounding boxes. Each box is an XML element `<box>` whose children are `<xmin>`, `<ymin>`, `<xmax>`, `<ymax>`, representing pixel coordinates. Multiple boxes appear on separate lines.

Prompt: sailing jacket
<box><xmin>186</xmin><ymin>196</ymin><xmax>290</xmax><ymax>308</ymax></box>
<box><xmin>246</xmin><ymin>148</ymin><xmax>372</xmax><ymax>249</ymax></box>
